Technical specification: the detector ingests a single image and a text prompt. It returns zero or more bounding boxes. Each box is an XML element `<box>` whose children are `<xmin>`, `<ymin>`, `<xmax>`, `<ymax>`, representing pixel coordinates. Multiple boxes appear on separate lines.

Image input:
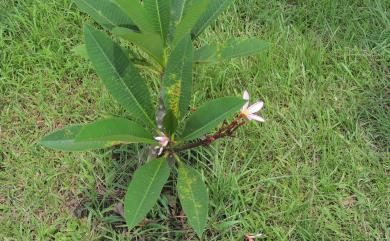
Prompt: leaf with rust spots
<box><xmin>167</xmin><ymin>80</ymin><xmax>182</xmax><ymax>117</ymax></box>
<box><xmin>163</xmin><ymin>35</ymin><xmax>193</xmax><ymax>121</ymax></box>
<box><xmin>177</xmin><ymin>163</ymin><xmax>208</xmax><ymax>237</ymax></box>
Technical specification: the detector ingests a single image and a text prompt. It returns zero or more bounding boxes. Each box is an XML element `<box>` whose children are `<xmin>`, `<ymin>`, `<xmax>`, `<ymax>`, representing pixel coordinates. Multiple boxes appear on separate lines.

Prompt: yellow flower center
<box><xmin>241</xmin><ymin>108</ymin><xmax>249</xmax><ymax>117</ymax></box>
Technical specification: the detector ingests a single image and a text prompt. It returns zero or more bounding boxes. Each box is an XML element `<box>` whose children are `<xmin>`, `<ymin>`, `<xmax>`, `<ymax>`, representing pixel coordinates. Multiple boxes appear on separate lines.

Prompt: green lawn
<box><xmin>1</xmin><ymin>0</ymin><xmax>389</xmax><ymax>240</ymax></box>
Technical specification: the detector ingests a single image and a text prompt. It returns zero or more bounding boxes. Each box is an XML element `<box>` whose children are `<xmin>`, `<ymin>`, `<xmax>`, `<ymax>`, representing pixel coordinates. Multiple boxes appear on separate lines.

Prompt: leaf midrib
<box><xmin>173</xmin><ymin>0</ymin><xmax>207</xmax><ymax>45</ymax></box>
<box><xmin>115</xmin><ymin>29</ymin><xmax>163</xmax><ymax>65</ymax></box>
<box><xmin>77</xmin><ymin>134</ymin><xmax>154</xmax><ymax>143</ymax></box>
<box><xmin>176</xmin><ymin>38</ymin><xmax>190</xmax><ymax>115</ymax></box>
<box><xmin>80</xmin><ymin>0</ymin><xmax>117</xmax><ymax>27</ymax></box>
<box><xmin>193</xmin><ymin>0</ymin><xmax>232</xmax><ymax>37</ymax></box>
<box><xmin>41</xmin><ymin>139</ymin><xmax>108</xmax><ymax>150</ymax></box>
<box><xmin>177</xmin><ymin>0</ymin><xmax>187</xmax><ymax>22</ymax></box>
<box><xmin>154</xmin><ymin>0</ymin><xmax>165</xmax><ymax>43</ymax></box>
<box><xmin>87</xmin><ymin>28</ymin><xmax>154</xmax><ymax>126</ymax></box>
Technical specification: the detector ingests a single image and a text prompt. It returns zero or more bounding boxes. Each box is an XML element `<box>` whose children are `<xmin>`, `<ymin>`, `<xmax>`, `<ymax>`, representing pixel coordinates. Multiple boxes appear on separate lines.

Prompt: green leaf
<box><xmin>194</xmin><ymin>38</ymin><xmax>268</xmax><ymax>63</ymax></box>
<box><xmin>191</xmin><ymin>0</ymin><xmax>234</xmax><ymax>38</ymax></box>
<box><xmin>124</xmin><ymin>158</ymin><xmax>170</xmax><ymax>229</ymax></box>
<box><xmin>168</xmin><ymin>0</ymin><xmax>190</xmax><ymax>41</ymax></box>
<box><xmin>163</xmin><ymin>35</ymin><xmax>193</xmax><ymax>120</ymax></box>
<box><xmin>40</xmin><ymin>125</ymin><xmax>108</xmax><ymax>152</ymax></box>
<box><xmin>177</xmin><ymin>163</ymin><xmax>208</xmax><ymax>237</ymax></box>
<box><xmin>180</xmin><ymin>96</ymin><xmax>245</xmax><ymax>141</ymax></box>
<box><xmin>112</xmin><ymin>27</ymin><xmax>164</xmax><ymax>66</ymax></box>
<box><xmin>172</xmin><ymin>0</ymin><xmax>210</xmax><ymax>46</ymax></box>
<box><xmin>73</xmin><ymin>0</ymin><xmax>136</xmax><ymax>30</ymax></box>
<box><xmin>72</xmin><ymin>44</ymin><xmax>88</xmax><ymax>60</ymax></box>
<box><xmin>163</xmin><ymin>109</ymin><xmax>178</xmax><ymax>136</ymax></box>
<box><xmin>71</xmin><ymin>43</ymin><xmax>155</xmax><ymax>69</ymax></box>
<box><xmin>144</xmin><ymin>0</ymin><xmax>171</xmax><ymax>44</ymax></box>
<box><xmin>84</xmin><ymin>25</ymin><xmax>155</xmax><ymax>126</ymax></box>
<box><xmin>113</xmin><ymin>0</ymin><xmax>154</xmax><ymax>34</ymax></box>
<box><xmin>75</xmin><ymin>118</ymin><xmax>156</xmax><ymax>145</ymax></box>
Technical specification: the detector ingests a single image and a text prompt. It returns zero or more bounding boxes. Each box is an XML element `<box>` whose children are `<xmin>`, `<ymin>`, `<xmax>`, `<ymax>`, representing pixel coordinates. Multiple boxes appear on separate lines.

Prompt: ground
<box><xmin>1</xmin><ymin>0</ymin><xmax>389</xmax><ymax>240</ymax></box>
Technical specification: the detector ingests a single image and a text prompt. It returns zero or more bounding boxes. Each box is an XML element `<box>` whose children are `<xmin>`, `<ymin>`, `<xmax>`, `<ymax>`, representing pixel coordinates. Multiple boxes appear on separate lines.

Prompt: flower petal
<box><xmin>243</xmin><ymin>90</ymin><xmax>250</xmax><ymax>100</ymax></box>
<box><xmin>154</xmin><ymin>136</ymin><xmax>163</xmax><ymax>141</ymax></box>
<box><xmin>241</xmin><ymin>101</ymin><xmax>249</xmax><ymax>111</ymax></box>
<box><xmin>158</xmin><ymin>147</ymin><xmax>163</xmax><ymax>155</ymax></box>
<box><xmin>247</xmin><ymin>114</ymin><xmax>265</xmax><ymax>122</ymax></box>
<box><xmin>161</xmin><ymin>139</ymin><xmax>169</xmax><ymax>147</ymax></box>
<box><xmin>248</xmin><ymin>101</ymin><xmax>264</xmax><ymax>114</ymax></box>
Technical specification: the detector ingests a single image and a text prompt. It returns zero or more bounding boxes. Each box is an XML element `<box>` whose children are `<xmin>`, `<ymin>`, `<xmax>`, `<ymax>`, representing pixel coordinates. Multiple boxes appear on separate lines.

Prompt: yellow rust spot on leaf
<box><xmin>108</xmin><ymin>141</ymin><xmax>124</xmax><ymax>146</ymax></box>
<box><xmin>64</xmin><ymin>129</ymin><xmax>75</xmax><ymax>137</ymax></box>
<box><xmin>167</xmin><ymin>76</ymin><xmax>181</xmax><ymax>118</ymax></box>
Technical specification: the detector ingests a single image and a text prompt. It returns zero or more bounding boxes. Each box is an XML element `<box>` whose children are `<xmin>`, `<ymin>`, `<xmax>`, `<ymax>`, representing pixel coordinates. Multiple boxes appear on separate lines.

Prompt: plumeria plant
<box><xmin>40</xmin><ymin>0</ymin><xmax>267</xmax><ymax>237</ymax></box>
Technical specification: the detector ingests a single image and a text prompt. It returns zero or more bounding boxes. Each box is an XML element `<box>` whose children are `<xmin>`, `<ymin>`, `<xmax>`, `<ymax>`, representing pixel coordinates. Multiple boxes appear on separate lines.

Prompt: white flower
<box><xmin>154</xmin><ymin>134</ymin><xmax>169</xmax><ymax>155</ymax></box>
<box><xmin>240</xmin><ymin>90</ymin><xmax>265</xmax><ymax>122</ymax></box>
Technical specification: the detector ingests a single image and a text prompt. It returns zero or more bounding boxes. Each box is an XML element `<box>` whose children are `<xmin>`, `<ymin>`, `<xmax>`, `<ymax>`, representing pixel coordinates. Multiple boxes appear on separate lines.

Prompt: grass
<box><xmin>1</xmin><ymin>0</ymin><xmax>389</xmax><ymax>240</ymax></box>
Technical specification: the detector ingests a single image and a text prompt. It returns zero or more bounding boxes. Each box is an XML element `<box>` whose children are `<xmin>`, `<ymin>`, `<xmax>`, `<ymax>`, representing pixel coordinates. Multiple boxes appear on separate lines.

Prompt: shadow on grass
<box><xmin>68</xmin><ymin>144</ymin><xmax>207</xmax><ymax>239</ymax></box>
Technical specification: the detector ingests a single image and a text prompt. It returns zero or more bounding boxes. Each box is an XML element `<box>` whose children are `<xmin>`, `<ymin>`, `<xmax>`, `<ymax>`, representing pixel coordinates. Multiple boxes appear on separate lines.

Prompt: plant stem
<box><xmin>156</xmin><ymin>72</ymin><xmax>166</xmax><ymax>131</ymax></box>
<box><xmin>173</xmin><ymin>153</ymin><xmax>182</xmax><ymax>164</ymax></box>
<box><xmin>172</xmin><ymin>116</ymin><xmax>247</xmax><ymax>153</ymax></box>
<box><xmin>147</xmin><ymin>73</ymin><xmax>166</xmax><ymax>161</ymax></box>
